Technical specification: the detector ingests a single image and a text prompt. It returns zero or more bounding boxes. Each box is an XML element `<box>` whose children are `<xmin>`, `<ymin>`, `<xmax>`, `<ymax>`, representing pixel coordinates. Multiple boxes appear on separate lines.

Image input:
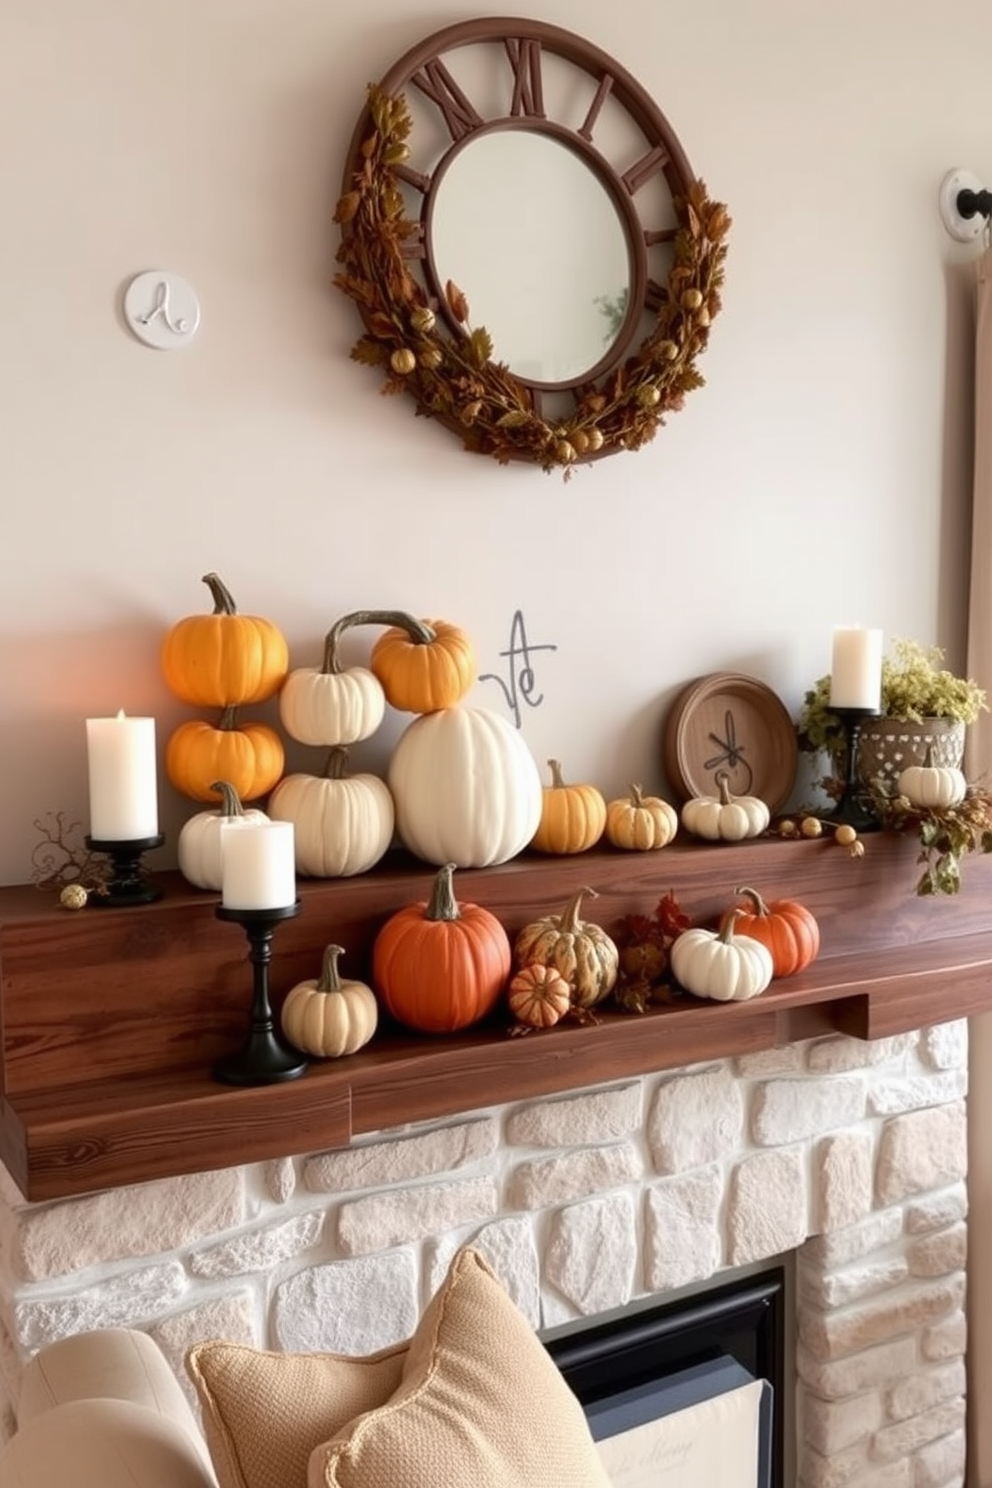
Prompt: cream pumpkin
<box><xmin>388</xmin><ymin>706</ymin><xmax>542</xmax><ymax>868</ymax></box>
<box><xmin>680</xmin><ymin>770</ymin><xmax>770</xmax><ymax>841</ymax></box>
<box><xmin>268</xmin><ymin>746</ymin><xmax>394</xmax><ymax>877</ymax></box>
<box><xmin>279</xmin><ymin>612</ymin><xmax>386</xmax><ymax>747</ymax></box>
<box><xmin>670</xmin><ymin>909</ymin><xmax>774</xmax><ymax>1001</ymax></box>
<box><xmin>605</xmin><ymin>783</ymin><xmax>678</xmax><ymax>850</ymax></box>
<box><xmin>280</xmin><ymin>944</ymin><xmax>378</xmax><ymax>1057</ymax></box>
<box><xmin>177</xmin><ymin>780</ymin><xmax>269</xmax><ymax>891</ymax></box>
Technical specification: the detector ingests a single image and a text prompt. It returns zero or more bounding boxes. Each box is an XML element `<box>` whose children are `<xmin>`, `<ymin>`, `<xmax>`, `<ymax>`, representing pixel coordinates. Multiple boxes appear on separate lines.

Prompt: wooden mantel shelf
<box><xmin>2</xmin><ymin>831</ymin><xmax>992</xmax><ymax>1202</ymax></box>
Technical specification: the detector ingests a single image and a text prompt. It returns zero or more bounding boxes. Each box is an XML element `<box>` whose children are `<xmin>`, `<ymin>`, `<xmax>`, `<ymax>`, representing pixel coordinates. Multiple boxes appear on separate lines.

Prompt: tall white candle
<box><xmin>829</xmin><ymin>626</ymin><xmax>884</xmax><ymax>710</ymax></box>
<box><xmin>221</xmin><ymin>820</ymin><xmax>296</xmax><ymax>910</ymax></box>
<box><xmin>86</xmin><ymin>712</ymin><xmax>159</xmax><ymax>840</ymax></box>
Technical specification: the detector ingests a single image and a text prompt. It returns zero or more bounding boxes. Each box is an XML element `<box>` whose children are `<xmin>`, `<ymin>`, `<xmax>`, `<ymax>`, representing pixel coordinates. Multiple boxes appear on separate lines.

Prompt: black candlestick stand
<box><xmin>825</xmin><ymin>706</ymin><xmax>881</xmax><ymax>831</ymax></box>
<box><xmin>85</xmin><ymin>833</ymin><xmax>165</xmax><ymax>905</ymax></box>
<box><xmin>214</xmin><ymin>901</ymin><xmax>308</xmax><ymax>1086</ymax></box>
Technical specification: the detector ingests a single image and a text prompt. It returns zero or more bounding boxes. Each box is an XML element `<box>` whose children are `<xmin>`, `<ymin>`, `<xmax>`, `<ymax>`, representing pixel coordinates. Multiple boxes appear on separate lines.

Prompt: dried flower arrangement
<box><xmin>333</xmin><ymin>86</ymin><xmax>731</xmax><ymax>475</ymax></box>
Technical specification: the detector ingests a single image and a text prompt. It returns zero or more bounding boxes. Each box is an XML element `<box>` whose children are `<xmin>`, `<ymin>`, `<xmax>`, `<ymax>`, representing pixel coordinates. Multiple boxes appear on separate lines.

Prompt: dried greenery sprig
<box><xmin>870</xmin><ymin>787</ymin><xmax>992</xmax><ymax>896</ymax></box>
<box><xmin>334</xmin><ymin>86</ymin><xmax>731</xmax><ymax>475</ymax></box>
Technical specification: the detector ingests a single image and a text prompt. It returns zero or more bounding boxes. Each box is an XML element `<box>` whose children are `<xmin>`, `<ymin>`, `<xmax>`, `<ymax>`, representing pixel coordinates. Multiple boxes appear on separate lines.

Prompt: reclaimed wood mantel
<box><xmin>1</xmin><ymin>831</ymin><xmax>990</xmax><ymax>1201</ymax></box>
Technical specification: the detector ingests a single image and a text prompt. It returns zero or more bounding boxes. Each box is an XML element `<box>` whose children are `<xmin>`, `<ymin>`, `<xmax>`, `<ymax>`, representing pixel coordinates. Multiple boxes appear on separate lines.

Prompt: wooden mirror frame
<box><xmin>334</xmin><ymin>17</ymin><xmax>731</xmax><ymax>474</ymax></box>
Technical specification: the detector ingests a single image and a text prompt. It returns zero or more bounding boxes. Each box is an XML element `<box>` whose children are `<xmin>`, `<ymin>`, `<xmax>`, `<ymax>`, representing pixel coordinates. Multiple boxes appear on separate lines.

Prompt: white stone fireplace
<box><xmin>0</xmin><ymin>1020</ymin><xmax>969</xmax><ymax>1488</ymax></box>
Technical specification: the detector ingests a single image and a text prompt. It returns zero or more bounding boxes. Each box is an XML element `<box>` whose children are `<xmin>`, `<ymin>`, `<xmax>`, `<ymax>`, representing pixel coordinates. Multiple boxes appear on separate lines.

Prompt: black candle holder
<box><xmin>825</xmin><ymin>706</ymin><xmax>881</xmax><ymax>831</ymax></box>
<box><xmin>85</xmin><ymin>833</ymin><xmax>165</xmax><ymax>906</ymax></box>
<box><xmin>214</xmin><ymin>901</ymin><xmax>308</xmax><ymax>1086</ymax></box>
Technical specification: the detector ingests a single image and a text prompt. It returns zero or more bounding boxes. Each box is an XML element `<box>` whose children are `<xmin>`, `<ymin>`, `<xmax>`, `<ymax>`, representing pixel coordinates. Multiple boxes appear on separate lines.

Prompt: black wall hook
<box><xmin>957</xmin><ymin>186</ymin><xmax>992</xmax><ymax>220</ymax></box>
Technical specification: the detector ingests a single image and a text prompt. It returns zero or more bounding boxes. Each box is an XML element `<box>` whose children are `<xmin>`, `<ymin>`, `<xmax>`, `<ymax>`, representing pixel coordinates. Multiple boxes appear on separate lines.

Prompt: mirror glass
<box><xmin>430</xmin><ymin>130</ymin><xmax>630</xmax><ymax>385</ymax></box>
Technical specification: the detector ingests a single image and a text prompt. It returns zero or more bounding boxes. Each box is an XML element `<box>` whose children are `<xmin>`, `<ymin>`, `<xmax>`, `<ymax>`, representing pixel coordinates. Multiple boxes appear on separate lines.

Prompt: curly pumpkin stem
<box><xmin>323</xmin><ymin>746</ymin><xmax>351</xmax><ymax>780</ymax></box>
<box><xmin>425</xmin><ymin>862</ymin><xmax>461</xmax><ymax>922</ymax></box>
<box><xmin>627</xmin><ymin>784</ymin><xmax>646</xmax><ymax>805</ymax></box>
<box><xmin>560</xmin><ymin>886</ymin><xmax>598</xmax><ymax>933</ymax></box>
<box><xmin>317</xmin><ymin>944</ymin><xmax>345</xmax><ymax>994</ymax></box>
<box><xmin>322</xmin><ymin>610</ymin><xmax>437</xmax><ymax>674</ymax></box>
<box><xmin>201</xmin><ymin>573</ymin><xmax>238</xmax><ymax>616</ymax></box>
<box><xmin>547</xmin><ymin>758</ymin><xmax>567</xmax><ymax>787</ymax></box>
<box><xmin>716</xmin><ymin>907</ymin><xmax>746</xmax><ymax>943</ymax></box>
<box><xmin>210</xmin><ymin>780</ymin><xmax>245</xmax><ymax>818</ymax></box>
<box><xmin>735</xmin><ymin>885</ymin><xmax>770</xmax><ymax>917</ymax></box>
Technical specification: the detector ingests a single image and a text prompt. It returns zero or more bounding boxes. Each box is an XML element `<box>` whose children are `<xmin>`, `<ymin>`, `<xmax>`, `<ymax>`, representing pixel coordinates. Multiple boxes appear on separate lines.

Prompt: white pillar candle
<box><xmin>86</xmin><ymin>712</ymin><xmax>159</xmax><ymax>840</ymax></box>
<box><xmin>828</xmin><ymin>626</ymin><xmax>884</xmax><ymax>710</ymax></box>
<box><xmin>221</xmin><ymin>820</ymin><xmax>296</xmax><ymax>911</ymax></box>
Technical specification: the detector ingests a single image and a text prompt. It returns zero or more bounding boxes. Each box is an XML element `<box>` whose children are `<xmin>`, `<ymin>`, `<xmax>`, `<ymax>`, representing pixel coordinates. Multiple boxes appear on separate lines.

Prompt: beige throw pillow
<box><xmin>186</xmin><ymin>1338</ymin><xmax>406</xmax><ymax>1488</ymax></box>
<box><xmin>308</xmin><ymin>1246</ymin><xmax>611</xmax><ymax>1488</ymax></box>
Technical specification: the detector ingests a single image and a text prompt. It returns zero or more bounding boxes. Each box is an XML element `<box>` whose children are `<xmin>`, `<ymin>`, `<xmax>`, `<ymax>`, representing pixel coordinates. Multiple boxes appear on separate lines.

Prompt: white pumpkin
<box><xmin>670</xmin><ymin>910</ymin><xmax>774</xmax><ymax>1001</ymax></box>
<box><xmin>268</xmin><ymin>746</ymin><xmax>394</xmax><ymax>877</ymax></box>
<box><xmin>388</xmin><ymin>705</ymin><xmax>542</xmax><ymax>868</ymax></box>
<box><xmin>680</xmin><ymin>771</ymin><xmax>770</xmax><ymax>842</ymax></box>
<box><xmin>280</xmin><ymin>944</ymin><xmax>378</xmax><ymax>1057</ymax></box>
<box><xmin>279</xmin><ymin>613</ymin><xmax>386</xmax><ymax>747</ymax></box>
<box><xmin>177</xmin><ymin>780</ymin><xmax>269</xmax><ymax>890</ymax></box>
<box><xmin>897</xmin><ymin>750</ymin><xmax>967</xmax><ymax>810</ymax></box>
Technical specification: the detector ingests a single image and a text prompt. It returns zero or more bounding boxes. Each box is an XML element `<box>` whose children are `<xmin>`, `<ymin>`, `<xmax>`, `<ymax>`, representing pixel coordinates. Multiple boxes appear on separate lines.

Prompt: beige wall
<box><xmin>3</xmin><ymin>0</ymin><xmax>992</xmax><ymax>1481</ymax></box>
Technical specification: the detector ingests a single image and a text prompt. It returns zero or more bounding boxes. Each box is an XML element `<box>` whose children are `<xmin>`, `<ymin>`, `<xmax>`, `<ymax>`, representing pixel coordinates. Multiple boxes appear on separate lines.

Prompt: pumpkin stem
<box><xmin>210</xmin><ymin>780</ymin><xmax>245</xmax><ymax>818</ymax></box>
<box><xmin>922</xmin><ymin>743</ymin><xmax>935</xmax><ymax>768</ymax></box>
<box><xmin>547</xmin><ymin>758</ymin><xmax>567</xmax><ymax>788</ymax></box>
<box><xmin>201</xmin><ymin>573</ymin><xmax>238</xmax><ymax>616</ymax></box>
<box><xmin>218</xmin><ymin>705</ymin><xmax>240</xmax><ymax>731</ymax></box>
<box><xmin>317</xmin><ymin>944</ymin><xmax>345</xmax><ymax>994</ymax></box>
<box><xmin>717</xmin><ymin>907</ymin><xmax>745</xmax><ymax>944</ymax></box>
<box><xmin>322</xmin><ymin>611</ymin><xmax>436</xmax><ymax>674</ymax></box>
<box><xmin>715</xmin><ymin>770</ymin><xmax>733</xmax><ymax>805</ymax></box>
<box><xmin>560</xmin><ymin>886</ymin><xmax>597</xmax><ymax>932</ymax></box>
<box><xmin>628</xmin><ymin>784</ymin><xmax>645</xmax><ymax>805</ymax></box>
<box><xmin>735</xmin><ymin>885</ymin><xmax>768</xmax><ymax>917</ymax></box>
<box><xmin>425</xmin><ymin>862</ymin><xmax>461</xmax><ymax>922</ymax></box>
<box><xmin>323</xmin><ymin>746</ymin><xmax>350</xmax><ymax>780</ymax></box>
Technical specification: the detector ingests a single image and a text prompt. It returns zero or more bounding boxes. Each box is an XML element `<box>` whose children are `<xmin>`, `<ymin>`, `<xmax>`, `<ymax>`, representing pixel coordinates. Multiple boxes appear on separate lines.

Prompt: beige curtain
<box><xmin>966</xmin><ymin>246</ymin><xmax>992</xmax><ymax>1488</ymax></box>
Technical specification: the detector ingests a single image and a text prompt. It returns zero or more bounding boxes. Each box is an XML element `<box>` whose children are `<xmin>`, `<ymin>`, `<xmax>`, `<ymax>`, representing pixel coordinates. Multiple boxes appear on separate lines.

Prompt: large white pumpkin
<box><xmin>177</xmin><ymin>780</ymin><xmax>269</xmax><ymax>890</ymax></box>
<box><xmin>388</xmin><ymin>706</ymin><xmax>542</xmax><ymax>867</ymax></box>
<box><xmin>268</xmin><ymin>747</ymin><xmax>394</xmax><ymax>877</ymax></box>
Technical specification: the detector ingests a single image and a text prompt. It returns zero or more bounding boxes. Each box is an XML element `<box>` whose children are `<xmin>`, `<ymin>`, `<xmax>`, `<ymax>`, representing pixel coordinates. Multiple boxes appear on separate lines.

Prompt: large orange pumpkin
<box><xmin>166</xmin><ymin>707</ymin><xmax>285</xmax><ymax>803</ymax></box>
<box><xmin>732</xmin><ymin>885</ymin><xmax>820</xmax><ymax>978</ymax></box>
<box><xmin>369</xmin><ymin>613</ymin><xmax>476</xmax><ymax>713</ymax></box>
<box><xmin>161</xmin><ymin>572</ymin><xmax>289</xmax><ymax>708</ymax></box>
<box><xmin>372</xmin><ymin>862</ymin><xmax>510</xmax><ymax>1032</ymax></box>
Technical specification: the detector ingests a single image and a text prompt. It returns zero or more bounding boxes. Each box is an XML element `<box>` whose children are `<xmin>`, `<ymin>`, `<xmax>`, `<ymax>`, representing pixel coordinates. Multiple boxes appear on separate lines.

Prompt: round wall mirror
<box><xmin>334</xmin><ymin>17</ymin><xmax>730</xmax><ymax>473</ymax></box>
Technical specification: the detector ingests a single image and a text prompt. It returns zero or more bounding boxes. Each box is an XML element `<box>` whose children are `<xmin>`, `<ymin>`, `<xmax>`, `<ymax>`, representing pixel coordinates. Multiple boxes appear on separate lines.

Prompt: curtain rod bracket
<box><xmin>940</xmin><ymin>167</ymin><xmax>990</xmax><ymax>242</ymax></box>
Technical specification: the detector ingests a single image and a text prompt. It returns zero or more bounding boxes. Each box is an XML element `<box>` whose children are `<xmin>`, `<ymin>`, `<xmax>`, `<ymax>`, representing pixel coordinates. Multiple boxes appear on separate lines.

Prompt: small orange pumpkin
<box><xmin>161</xmin><ymin>573</ymin><xmax>289</xmax><ymax>708</ymax></box>
<box><xmin>531</xmin><ymin>759</ymin><xmax>607</xmax><ymax>855</ymax></box>
<box><xmin>165</xmin><ymin>707</ymin><xmax>285</xmax><ymax>803</ymax></box>
<box><xmin>508</xmin><ymin>964</ymin><xmax>572</xmax><ymax>1028</ymax></box>
<box><xmin>369</xmin><ymin>613</ymin><xmax>476</xmax><ymax>713</ymax></box>
<box><xmin>732</xmin><ymin>885</ymin><xmax>820</xmax><ymax>978</ymax></box>
<box><xmin>372</xmin><ymin>862</ymin><xmax>511</xmax><ymax>1032</ymax></box>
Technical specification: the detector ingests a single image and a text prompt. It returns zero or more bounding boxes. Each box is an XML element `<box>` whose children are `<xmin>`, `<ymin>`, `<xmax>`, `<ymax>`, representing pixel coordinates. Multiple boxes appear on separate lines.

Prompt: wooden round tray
<box><xmin>663</xmin><ymin>671</ymin><xmax>798</xmax><ymax>811</ymax></box>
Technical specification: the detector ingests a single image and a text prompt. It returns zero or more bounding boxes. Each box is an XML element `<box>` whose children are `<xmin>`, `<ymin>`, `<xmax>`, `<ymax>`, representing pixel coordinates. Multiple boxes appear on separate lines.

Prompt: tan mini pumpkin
<box><xmin>513</xmin><ymin>887</ymin><xmax>618</xmax><ymax>1009</ymax></box>
<box><xmin>531</xmin><ymin>759</ymin><xmax>607</xmax><ymax>855</ymax></box>
<box><xmin>508</xmin><ymin>963</ymin><xmax>572</xmax><ymax>1028</ymax></box>
<box><xmin>605</xmin><ymin>784</ymin><xmax>678</xmax><ymax>851</ymax></box>
<box><xmin>280</xmin><ymin>944</ymin><xmax>378</xmax><ymax>1058</ymax></box>
<box><xmin>680</xmin><ymin>770</ymin><xmax>770</xmax><ymax>841</ymax></box>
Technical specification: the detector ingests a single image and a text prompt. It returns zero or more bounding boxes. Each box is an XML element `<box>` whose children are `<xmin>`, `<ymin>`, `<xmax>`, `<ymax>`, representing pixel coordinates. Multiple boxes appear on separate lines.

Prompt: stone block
<box><xmin>546</xmin><ymin>1193</ymin><xmax>637</xmax><ymax>1316</ymax></box>
<box><xmin>274</xmin><ymin>1250</ymin><xmax>417</xmax><ymax>1354</ymax></box>
<box><xmin>337</xmin><ymin>1177</ymin><xmax>497</xmax><ymax>1255</ymax></box>
<box><xmin>752</xmin><ymin>1075</ymin><xmax>865</xmax><ymax>1146</ymax></box>
<box><xmin>505</xmin><ymin>1083</ymin><xmax>642</xmax><ymax>1147</ymax></box>
<box><xmin>644</xmin><ymin>1167</ymin><xmax>723</xmax><ymax>1292</ymax></box>
<box><xmin>875</xmin><ymin>1104</ymin><xmax>967</xmax><ymax>1206</ymax></box>
<box><xmin>647</xmin><ymin>1065</ymin><xmax>743</xmax><ymax>1173</ymax></box>
<box><xmin>727</xmin><ymin>1148</ymin><xmax>808</xmax><ymax>1266</ymax></box>
<box><xmin>304</xmin><ymin>1118</ymin><xmax>498</xmax><ymax>1193</ymax></box>
<box><xmin>507</xmin><ymin>1142</ymin><xmax>641</xmax><ymax>1211</ymax></box>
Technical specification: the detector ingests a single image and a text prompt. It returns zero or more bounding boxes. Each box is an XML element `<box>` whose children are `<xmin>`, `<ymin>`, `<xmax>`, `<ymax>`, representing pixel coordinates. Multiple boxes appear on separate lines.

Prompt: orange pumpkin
<box><xmin>732</xmin><ymin>885</ymin><xmax>820</xmax><ymax>978</ymax></box>
<box><xmin>372</xmin><ymin>862</ymin><xmax>510</xmax><ymax>1032</ymax></box>
<box><xmin>508</xmin><ymin>963</ymin><xmax>572</xmax><ymax>1028</ymax></box>
<box><xmin>369</xmin><ymin>613</ymin><xmax>476</xmax><ymax>713</ymax></box>
<box><xmin>162</xmin><ymin>572</ymin><xmax>289</xmax><ymax>708</ymax></box>
<box><xmin>531</xmin><ymin>759</ymin><xmax>607</xmax><ymax>854</ymax></box>
<box><xmin>166</xmin><ymin>707</ymin><xmax>285</xmax><ymax>803</ymax></box>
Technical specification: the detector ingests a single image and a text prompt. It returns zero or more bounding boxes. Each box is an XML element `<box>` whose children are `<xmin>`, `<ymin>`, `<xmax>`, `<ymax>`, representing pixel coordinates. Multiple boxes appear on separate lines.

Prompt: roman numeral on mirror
<box><xmin>578</xmin><ymin>73</ymin><xmax>614</xmax><ymax>141</ymax></box>
<box><xmin>506</xmin><ymin>38</ymin><xmax>545</xmax><ymax>118</ymax></box>
<box><xmin>622</xmin><ymin>143</ymin><xmax>671</xmax><ymax>195</ymax></box>
<box><xmin>411</xmin><ymin>57</ymin><xmax>484</xmax><ymax>141</ymax></box>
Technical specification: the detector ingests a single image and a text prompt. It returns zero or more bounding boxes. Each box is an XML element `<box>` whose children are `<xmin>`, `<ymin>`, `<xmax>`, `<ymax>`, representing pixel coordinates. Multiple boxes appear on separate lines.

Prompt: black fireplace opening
<box><xmin>546</xmin><ymin>1266</ymin><xmax>786</xmax><ymax>1488</ymax></box>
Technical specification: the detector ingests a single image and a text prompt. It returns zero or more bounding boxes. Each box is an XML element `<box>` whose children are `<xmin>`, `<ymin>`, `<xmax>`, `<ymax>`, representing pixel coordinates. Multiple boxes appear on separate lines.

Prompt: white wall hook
<box><xmin>939</xmin><ymin>168</ymin><xmax>987</xmax><ymax>243</ymax></box>
<box><xmin>123</xmin><ymin>271</ymin><xmax>201</xmax><ymax>349</ymax></box>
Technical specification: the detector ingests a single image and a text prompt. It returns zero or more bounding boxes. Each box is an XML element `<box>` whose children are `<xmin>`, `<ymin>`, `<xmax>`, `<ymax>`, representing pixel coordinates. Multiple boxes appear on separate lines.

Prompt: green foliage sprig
<box><xmin>333</xmin><ymin>86</ymin><xmax>731</xmax><ymax>475</ymax></box>
<box><xmin>871</xmin><ymin>787</ymin><xmax>992</xmax><ymax>896</ymax></box>
<box><xmin>798</xmin><ymin>638</ymin><xmax>987</xmax><ymax>757</ymax></box>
